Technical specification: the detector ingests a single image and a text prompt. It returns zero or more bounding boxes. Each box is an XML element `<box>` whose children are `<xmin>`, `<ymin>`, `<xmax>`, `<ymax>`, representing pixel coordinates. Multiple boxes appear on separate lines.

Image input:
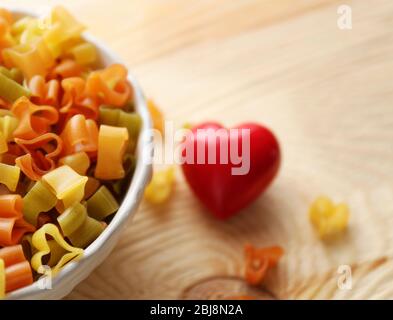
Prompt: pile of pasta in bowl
<box><xmin>0</xmin><ymin>6</ymin><xmax>141</xmax><ymax>297</ymax></box>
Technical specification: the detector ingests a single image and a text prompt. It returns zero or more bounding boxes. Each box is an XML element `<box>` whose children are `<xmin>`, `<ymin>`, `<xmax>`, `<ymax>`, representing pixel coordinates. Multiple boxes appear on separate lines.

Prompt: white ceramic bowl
<box><xmin>5</xmin><ymin>7</ymin><xmax>153</xmax><ymax>299</ymax></box>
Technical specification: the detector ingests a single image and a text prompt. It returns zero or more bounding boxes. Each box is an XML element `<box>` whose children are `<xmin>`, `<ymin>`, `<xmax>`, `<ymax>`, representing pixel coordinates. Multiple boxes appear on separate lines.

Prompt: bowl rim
<box><xmin>5</xmin><ymin>6</ymin><xmax>153</xmax><ymax>299</ymax></box>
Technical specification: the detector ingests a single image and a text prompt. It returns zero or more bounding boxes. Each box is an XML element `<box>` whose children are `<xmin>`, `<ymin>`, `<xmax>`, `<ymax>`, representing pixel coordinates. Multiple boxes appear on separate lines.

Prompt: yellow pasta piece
<box><xmin>99</xmin><ymin>106</ymin><xmax>141</xmax><ymax>151</ymax></box>
<box><xmin>86</xmin><ymin>186</ymin><xmax>119</xmax><ymax>221</ymax></box>
<box><xmin>95</xmin><ymin>125</ymin><xmax>129</xmax><ymax>180</ymax></box>
<box><xmin>0</xmin><ymin>259</ymin><xmax>4</xmax><ymax>299</ymax></box>
<box><xmin>59</xmin><ymin>152</ymin><xmax>90</xmax><ymax>175</ymax></box>
<box><xmin>31</xmin><ymin>223</ymin><xmax>83</xmax><ymax>275</ymax></box>
<box><xmin>42</xmin><ymin>165</ymin><xmax>88</xmax><ymax>211</ymax></box>
<box><xmin>309</xmin><ymin>195</ymin><xmax>350</xmax><ymax>239</ymax></box>
<box><xmin>0</xmin><ymin>163</ymin><xmax>20</xmax><ymax>191</ymax></box>
<box><xmin>46</xmin><ymin>240</ymin><xmax>67</xmax><ymax>267</ymax></box>
<box><xmin>144</xmin><ymin>167</ymin><xmax>175</xmax><ymax>204</ymax></box>
<box><xmin>11</xmin><ymin>16</ymin><xmax>33</xmax><ymax>36</ymax></box>
<box><xmin>0</xmin><ymin>115</ymin><xmax>18</xmax><ymax>142</ymax></box>
<box><xmin>21</xmin><ymin>234</ymin><xmax>37</xmax><ymax>260</ymax></box>
<box><xmin>44</xmin><ymin>6</ymin><xmax>85</xmax><ymax>58</ymax></box>
<box><xmin>19</xmin><ymin>19</ymin><xmax>45</xmax><ymax>45</ymax></box>
<box><xmin>2</xmin><ymin>39</ymin><xmax>54</xmax><ymax>79</ymax></box>
<box><xmin>70</xmin><ymin>42</ymin><xmax>97</xmax><ymax>66</ymax></box>
<box><xmin>0</xmin><ymin>132</ymin><xmax>6</xmax><ymax>154</ymax></box>
<box><xmin>23</xmin><ymin>181</ymin><xmax>57</xmax><ymax>226</ymax></box>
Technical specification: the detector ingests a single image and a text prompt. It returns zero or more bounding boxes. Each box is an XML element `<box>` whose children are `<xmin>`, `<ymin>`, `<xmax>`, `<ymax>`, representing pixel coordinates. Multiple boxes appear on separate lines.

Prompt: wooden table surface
<box><xmin>4</xmin><ymin>0</ymin><xmax>393</xmax><ymax>299</ymax></box>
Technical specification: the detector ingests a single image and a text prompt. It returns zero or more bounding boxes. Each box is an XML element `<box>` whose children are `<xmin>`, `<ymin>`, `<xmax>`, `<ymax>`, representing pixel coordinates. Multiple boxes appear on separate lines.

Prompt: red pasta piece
<box><xmin>15</xmin><ymin>133</ymin><xmax>63</xmax><ymax>181</ymax></box>
<box><xmin>11</xmin><ymin>97</ymin><xmax>59</xmax><ymax>139</ymax></box>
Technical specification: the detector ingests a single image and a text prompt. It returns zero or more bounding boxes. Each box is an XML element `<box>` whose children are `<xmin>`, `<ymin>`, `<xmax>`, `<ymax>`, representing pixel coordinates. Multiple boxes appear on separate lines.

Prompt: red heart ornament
<box><xmin>181</xmin><ymin>122</ymin><xmax>280</xmax><ymax>219</ymax></box>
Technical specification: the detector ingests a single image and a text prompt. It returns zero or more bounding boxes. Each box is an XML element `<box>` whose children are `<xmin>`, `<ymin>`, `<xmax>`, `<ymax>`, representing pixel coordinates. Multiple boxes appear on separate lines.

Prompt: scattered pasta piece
<box><xmin>309</xmin><ymin>195</ymin><xmax>350</xmax><ymax>239</ymax></box>
<box><xmin>244</xmin><ymin>244</ymin><xmax>283</xmax><ymax>286</ymax></box>
<box><xmin>95</xmin><ymin>125</ymin><xmax>129</xmax><ymax>180</ymax></box>
<box><xmin>144</xmin><ymin>167</ymin><xmax>175</xmax><ymax>204</ymax></box>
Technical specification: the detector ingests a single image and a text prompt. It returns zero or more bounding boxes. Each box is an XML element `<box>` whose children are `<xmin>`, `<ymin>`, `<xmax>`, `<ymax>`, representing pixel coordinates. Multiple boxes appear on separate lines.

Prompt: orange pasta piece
<box><xmin>0</xmin><ymin>10</ymin><xmax>15</xmax><ymax>63</ymax></box>
<box><xmin>28</xmin><ymin>75</ymin><xmax>60</xmax><ymax>107</ymax></box>
<box><xmin>0</xmin><ymin>9</ymin><xmax>13</xmax><ymax>27</ymax></box>
<box><xmin>0</xmin><ymin>245</ymin><xmax>25</xmax><ymax>267</ymax></box>
<box><xmin>5</xmin><ymin>260</ymin><xmax>33</xmax><ymax>292</ymax></box>
<box><xmin>51</xmin><ymin>58</ymin><xmax>84</xmax><ymax>78</ymax></box>
<box><xmin>60</xmin><ymin>114</ymin><xmax>98</xmax><ymax>157</ymax></box>
<box><xmin>0</xmin><ymin>245</ymin><xmax>33</xmax><ymax>293</ymax></box>
<box><xmin>11</xmin><ymin>97</ymin><xmax>59</xmax><ymax>139</ymax></box>
<box><xmin>244</xmin><ymin>244</ymin><xmax>284</xmax><ymax>286</ymax></box>
<box><xmin>0</xmin><ymin>195</ymin><xmax>35</xmax><ymax>246</ymax></box>
<box><xmin>86</xmin><ymin>64</ymin><xmax>131</xmax><ymax>108</ymax></box>
<box><xmin>95</xmin><ymin>125</ymin><xmax>129</xmax><ymax>180</ymax></box>
<box><xmin>0</xmin><ymin>194</ymin><xmax>22</xmax><ymax>218</ymax></box>
<box><xmin>15</xmin><ymin>133</ymin><xmax>63</xmax><ymax>181</ymax></box>
<box><xmin>60</xmin><ymin>77</ymin><xmax>98</xmax><ymax>121</ymax></box>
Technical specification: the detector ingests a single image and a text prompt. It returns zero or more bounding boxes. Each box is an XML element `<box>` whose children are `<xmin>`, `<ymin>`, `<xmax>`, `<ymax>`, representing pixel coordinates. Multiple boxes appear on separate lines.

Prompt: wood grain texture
<box><xmin>3</xmin><ymin>0</ymin><xmax>393</xmax><ymax>299</ymax></box>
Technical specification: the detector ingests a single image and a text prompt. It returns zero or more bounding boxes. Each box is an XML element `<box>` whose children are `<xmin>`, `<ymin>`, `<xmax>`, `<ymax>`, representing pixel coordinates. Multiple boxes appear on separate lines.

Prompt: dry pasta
<box><xmin>0</xmin><ymin>6</ymin><xmax>140</xmax><ymax>297</ymax></box>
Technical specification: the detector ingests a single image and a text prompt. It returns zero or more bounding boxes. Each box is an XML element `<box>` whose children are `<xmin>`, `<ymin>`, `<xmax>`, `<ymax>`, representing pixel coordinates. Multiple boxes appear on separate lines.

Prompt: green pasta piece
<box><xmin>57</xmin><ymin>203</ymin><xmax>87</xmax><ymax>236</ymax></box>
<box><xmin>23</xmin><ymin>181</ymin><xmax>57</xmax><ymax>226</ymax></box>
<box><xmin>67</xmin><ymin>216</ymin><xmax>105</xmax><ymax>248</ymax></box>
<box><xmin>0</xmin><ymin>67</ymin><xmax>24</xmax><ymax>84</ymax></box>
<box><xmin>86</xmin><ymin>185</ymin><xmax>119</xmax><ymax>221</ymax></box>
<box><xmin>0</xmin><ymin>71</ymin><xmax>30</xmax><ymax>103</ymax></box>
<box><xmin>0</xmin><ymin>66</ymin><xmax>13</xmax><ymax>79</ymax></box>
<box><xmin>10</xmin><ymin>68</ymin><xmax>24</xmax><ymax>84</ymax></box>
